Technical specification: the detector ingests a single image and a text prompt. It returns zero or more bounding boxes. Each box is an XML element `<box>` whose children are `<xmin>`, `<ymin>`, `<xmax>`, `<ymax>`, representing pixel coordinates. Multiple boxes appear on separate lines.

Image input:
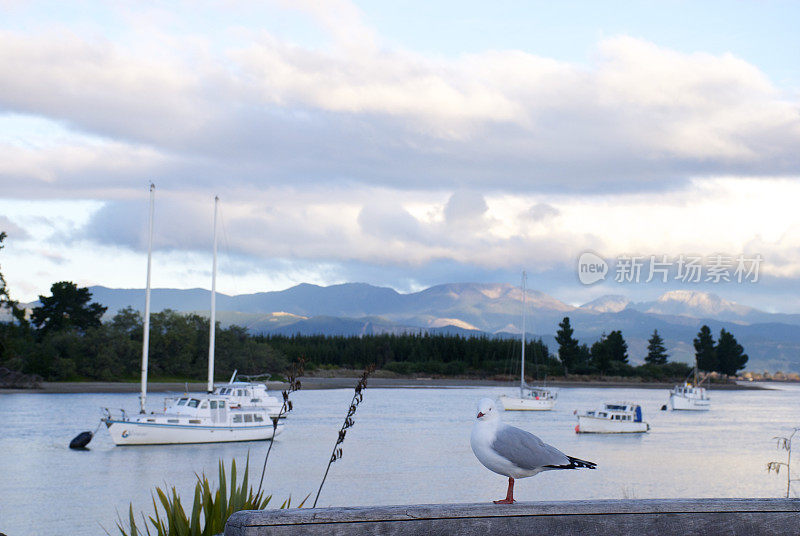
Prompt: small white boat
<box><xmin>669</xmin><ymin>383</ymin><xmax>710</xmax><ymax>411</ymax></box>
<box><xmin>669</xmin><ymin>367</ymin><xmax>710</xmax><ymax>411</ymax></box>
<box><xmin>575</xmin><ymin>402</ymin><xmax>650</xmax><ymax>433</ymax></box>
<box><xmin>103</xmin><ymin>191</ymin><xmax>286</xmax><ymax>445</ymax></box>
<box><xmin>500</xmin><ymin>272</ymin><xmax>557</xmax><ymax>411</ymax></box>
<box><xmin>500</xmin><ymin>387</ymin><xmax>557</xmax><ymax>411</ymax></box>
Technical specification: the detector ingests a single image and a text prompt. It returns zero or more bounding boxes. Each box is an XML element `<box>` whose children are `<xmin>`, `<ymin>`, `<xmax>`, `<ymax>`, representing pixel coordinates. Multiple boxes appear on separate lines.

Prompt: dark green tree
<box><xmin>605</xmin><ymin>330</ymin><xmax>628</xmax><ymax>363</ymax></box>
<box><xmin>716</xmin><ymin>328</ymin><xmax>748</xmax><ymax>376</ymax></box>
<box><xmin>645</xmin><ymin>329</ymin><xmax>668</xmax><ymax>365</ymax></box>
<box><xmin>31</xmin><ymin>281</ymin><xmax>107</xmax><ymax>336</ymax></box>
<box><xmin>694</xmin><ymin>325</ymin><xmax>716</xmax><ymax>372</ymax></box>
<box><xmin>590</xmin><ymin>333</ymin><xmax>611</xmax><ymax>374</ymax></box>
<box><xmin>555</xmin><ymin>317</ymin><xmax>581</xmax><ymax>373</ymax></box>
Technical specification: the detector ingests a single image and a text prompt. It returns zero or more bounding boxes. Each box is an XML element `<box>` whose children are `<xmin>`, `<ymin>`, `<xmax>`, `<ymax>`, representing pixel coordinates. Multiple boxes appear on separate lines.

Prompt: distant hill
<box><xmin>82</xmin><ymin>283</ymin><xmax>800</xmax><ymax>373</ymax></box>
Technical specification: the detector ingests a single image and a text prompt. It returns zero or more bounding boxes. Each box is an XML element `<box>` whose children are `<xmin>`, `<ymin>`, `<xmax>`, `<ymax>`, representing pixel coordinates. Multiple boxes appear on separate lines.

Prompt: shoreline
<box><xmin>0</xmin><ymin>376</ymin><xmax>770</xmax><ymax>394</ymax></box>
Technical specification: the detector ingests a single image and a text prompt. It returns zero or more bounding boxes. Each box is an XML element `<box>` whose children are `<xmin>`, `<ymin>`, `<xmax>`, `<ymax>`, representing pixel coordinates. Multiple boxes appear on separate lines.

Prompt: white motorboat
<box><xmin>103</xmin><ymin>190</ymin><xmax>285</xmax><ymax>445</ymax></box>
<box><xmin>499</xmin><ymin>271</ymin><xmax>557</xmax><ymax>411</ymax></box>
<box><xmin>669</xmin><ymin>367</ymin><xmax>710</xmax><ymax>411</ymax></box>
<box><xmin>575</xmin><ymin>402</ymin><xmax>650</xmax><ymax>434</ymax></box>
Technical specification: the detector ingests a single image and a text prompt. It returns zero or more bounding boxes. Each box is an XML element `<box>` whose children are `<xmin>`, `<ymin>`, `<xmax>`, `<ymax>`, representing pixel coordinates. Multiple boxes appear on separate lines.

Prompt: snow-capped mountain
<box><xmin>580</xmin><ymin>295</ymin><xmax>631</xmax><ymax>313</ymax></box>
<box><xmin>635</xmin><ymin>290</ymin><xmax>755</xmax><ymax>320</ymax></box>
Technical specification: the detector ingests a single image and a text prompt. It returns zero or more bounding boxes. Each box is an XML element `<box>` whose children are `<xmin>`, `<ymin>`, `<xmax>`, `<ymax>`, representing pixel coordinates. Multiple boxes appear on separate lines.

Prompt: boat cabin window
<box><xmin>254</xmin><ymin>414</ymin><xmax>264</xmax><ymax>422</ymax></box>
<box><xmin>237</xmin><ymin>390</ymin><xmax>244</xmax><ymax>396</ymax></box>
<box><xmin>219</xmin><ymin>401</ymin><xmax>225</xmax><ymax>408</ymax></box>
<box><xmin>233</xmin><ymin>415</ymin><xmax>243</xmax><ymax>423</ymax></box>
<box><xmin>210</xmin><ymin>401</ymin><xmax>217</xmax><ymax>409</ymax></box>
<box><xmin>200</xmin><ymin>402</ymin><xmax>208</xmax><ymax>409</ymax></box>
<box><xmin>251</xmin><ymin>398</ymin><xmax>260</xmax><ymax>403</ymax></box>
<box><xmin>599</xmin><ymin>412</ymin><xmax>607</xmax><ymax>418</ymax></box>
<box><xmin>188</xmin><ymin>399</ymin><xmax>200</xmax><ymax>408</ymax></box>
<box><xmin>244</xmin><ymin>414</ymin><xmax>253</xmax><ymax>423</ymax></box>
<box><xmin>177</xmin><ymin>398</ymin><xmax>188</xmax><ymax>406</ymax></box>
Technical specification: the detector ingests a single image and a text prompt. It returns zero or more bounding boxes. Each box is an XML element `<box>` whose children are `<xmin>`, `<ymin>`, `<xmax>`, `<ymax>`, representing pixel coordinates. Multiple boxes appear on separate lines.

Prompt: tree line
<box><xmin>1</xmin><ymin>238</ymin><xmax>749</xmax><ymax>382</ymax></box>
<box><xmin>554</xmin><ymin>316</ymin><xmax>748</xmax><ymax>378</ymax></box>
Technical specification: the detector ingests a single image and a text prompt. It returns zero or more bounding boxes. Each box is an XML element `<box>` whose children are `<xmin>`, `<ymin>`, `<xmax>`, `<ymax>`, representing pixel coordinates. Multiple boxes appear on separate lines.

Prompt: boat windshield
<box><xmin>187</xmin><ymin>399</ymin><xmax>200</xmax><ymax>408</ymax></box>
<box><xmin>177</xmin><ymin>398</ymin><xmax>188</xmax><ymax>406</ymax></box>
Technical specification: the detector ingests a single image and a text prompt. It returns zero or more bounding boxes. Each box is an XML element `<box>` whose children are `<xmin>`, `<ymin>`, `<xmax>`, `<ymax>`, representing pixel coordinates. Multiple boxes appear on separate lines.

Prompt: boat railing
<box><xmin>102</xmin><ymin>407</ymin><xmax>129</xmax><ymax>422</ymax></box>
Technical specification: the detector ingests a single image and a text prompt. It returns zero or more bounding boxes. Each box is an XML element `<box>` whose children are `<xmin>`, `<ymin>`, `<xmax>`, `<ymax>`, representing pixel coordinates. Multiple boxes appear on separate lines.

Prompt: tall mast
<box><xmin>207</xmin><ymin>196</ymin><xmax>219</xmax><ymax>393</ymax></box>
<box><xmin>520</xmin><ymin>270</ymin><xmax>527</xmax><ymax>393</ymax></box>
<box><xmin>140</xmin><ymin>183</ymin><xmax>155</xmax><ymax>413</ymax></box>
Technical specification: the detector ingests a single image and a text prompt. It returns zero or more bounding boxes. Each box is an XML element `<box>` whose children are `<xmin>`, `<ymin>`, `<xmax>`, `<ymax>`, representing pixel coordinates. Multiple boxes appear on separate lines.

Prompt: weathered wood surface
<box><xmin>225</xmin><ymin>498</ymin><xmax>800</xmax><ymax>536</ymax></box>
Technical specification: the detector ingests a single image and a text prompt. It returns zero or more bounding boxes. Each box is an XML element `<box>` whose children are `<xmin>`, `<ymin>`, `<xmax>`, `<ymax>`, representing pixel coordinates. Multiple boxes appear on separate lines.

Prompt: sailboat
<box><xmin>668</xmin><ymin>365</ymin><xmax>711</xmax><ymax>411</ymax></box>
<box><xmin>103</xmin><ymin>189</ymin><xmax>284</xmax><ymax>445</ymax></box>
<box><xmin>499</xmin><ymin>271</ymin><xmax>557</xmax><ymax>411</ymax></box>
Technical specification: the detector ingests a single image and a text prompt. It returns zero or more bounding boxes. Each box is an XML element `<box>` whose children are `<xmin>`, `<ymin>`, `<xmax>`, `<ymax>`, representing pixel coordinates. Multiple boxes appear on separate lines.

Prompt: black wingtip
<box><xmin>567</xmin><ymin>456</ymin><xmax>597</xmax><ymax>469</ymax></box>
<box><xmin>545</xmin><ymin>456</ymin><xmax>597</xmax><ymax>470</ymax></box>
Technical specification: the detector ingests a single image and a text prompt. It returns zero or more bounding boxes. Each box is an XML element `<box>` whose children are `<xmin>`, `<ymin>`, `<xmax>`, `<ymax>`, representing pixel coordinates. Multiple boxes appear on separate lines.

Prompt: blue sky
<box><xmin>0</xmin><ymin>0</ymin><xmax>799</xmax><ymax>312</ymax></box>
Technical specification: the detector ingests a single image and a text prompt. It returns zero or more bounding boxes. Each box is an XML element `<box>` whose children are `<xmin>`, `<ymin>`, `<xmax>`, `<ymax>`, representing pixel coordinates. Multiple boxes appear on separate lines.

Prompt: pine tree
<box><xmin>694</xmin><ymin>325</ymin><xmax>716</xmax><ymax>372</ymax></box>
<box><xmin>555</xmin><ymin>317</ymin><xmax>581</xmax><ymax>373</ymax></box>
<box><xmin>716</xmin><ymin>328</ymin><xmax>748</xmax><ymax>376</ymax></box>
<box><xmin>605</xmin><ymin>330</ymin><xmax>628</xmax><ymax>363</ymax></box>
<box><xmin>645</xmin><ymin>329</ymin><xmax>668</xmax><ymax>365</ymax></box>
<box><xmin>590</xmin><ymin>334</ymin><xmax>611</xmax><ymax>374</ymax></box>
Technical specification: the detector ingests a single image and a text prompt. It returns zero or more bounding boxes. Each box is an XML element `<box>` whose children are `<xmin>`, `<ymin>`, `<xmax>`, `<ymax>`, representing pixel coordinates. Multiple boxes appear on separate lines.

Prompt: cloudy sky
<box><xmin>1</xmin><ymin>0</ymin><xmax>799</xmax><ymax>311</ymax></box>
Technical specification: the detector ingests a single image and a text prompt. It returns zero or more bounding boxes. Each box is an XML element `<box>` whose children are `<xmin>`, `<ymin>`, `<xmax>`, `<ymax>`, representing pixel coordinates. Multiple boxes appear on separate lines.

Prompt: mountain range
<box><xmin>81</xmin><ymin>283</ymin><xmax>800</xmax><ymax>373</ymax></box>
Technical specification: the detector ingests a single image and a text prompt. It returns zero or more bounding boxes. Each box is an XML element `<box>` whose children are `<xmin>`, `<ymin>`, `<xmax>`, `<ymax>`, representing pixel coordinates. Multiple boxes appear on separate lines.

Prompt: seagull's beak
<box><xmin>477</xmin><ymin>412</ymin><xmax>485</xmax><ymax>419</ymax></box>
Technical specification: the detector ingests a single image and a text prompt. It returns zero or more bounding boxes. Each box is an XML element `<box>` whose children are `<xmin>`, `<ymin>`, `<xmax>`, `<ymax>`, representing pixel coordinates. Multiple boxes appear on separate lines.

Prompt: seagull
<box><xmin>470</xmin><ymin>397</ymin><xmax>596</xmax><ymax>504</ymax></box>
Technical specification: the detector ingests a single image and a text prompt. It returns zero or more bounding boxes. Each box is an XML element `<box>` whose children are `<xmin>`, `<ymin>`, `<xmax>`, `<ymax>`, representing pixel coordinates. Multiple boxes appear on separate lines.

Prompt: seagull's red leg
<box><xmin>493</xmin><ymin>477</ymin><xmax>515</xmax><ymax>504</ymax></box>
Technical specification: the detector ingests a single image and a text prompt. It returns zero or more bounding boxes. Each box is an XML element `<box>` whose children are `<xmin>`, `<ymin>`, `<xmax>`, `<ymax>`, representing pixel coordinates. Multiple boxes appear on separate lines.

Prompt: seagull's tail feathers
<box><xmin>546</xmin><ymin>456</ymin><xmax>597</xmax><ymax>470</ymax></box>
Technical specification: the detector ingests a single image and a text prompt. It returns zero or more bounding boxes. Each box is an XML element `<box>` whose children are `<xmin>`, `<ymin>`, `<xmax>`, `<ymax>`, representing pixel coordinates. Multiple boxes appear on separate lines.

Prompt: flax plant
<box><xmin>112</xmin><ymin>455</ymin><xmax>303</xmax><ymax>536</ymax></box>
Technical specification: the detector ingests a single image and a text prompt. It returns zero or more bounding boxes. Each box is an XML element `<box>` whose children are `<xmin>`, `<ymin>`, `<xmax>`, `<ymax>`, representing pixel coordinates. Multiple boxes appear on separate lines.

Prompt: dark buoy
<box><xmin>660</xmin><ymin>404</ymin><xmax>668</xmax><ymax>411</ymax></box>
<box><xmin>69</xmin><ymin>431</ymin><xmax>93</xmax><ymax>449</ymax></box>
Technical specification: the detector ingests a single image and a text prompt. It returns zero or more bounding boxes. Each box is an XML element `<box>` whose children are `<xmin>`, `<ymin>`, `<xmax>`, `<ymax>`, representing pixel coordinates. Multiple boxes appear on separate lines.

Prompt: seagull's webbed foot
<box><xmin>493</xmin><ymin>477</ymin><xmax>515</xmax><ymax>504</ymax></box>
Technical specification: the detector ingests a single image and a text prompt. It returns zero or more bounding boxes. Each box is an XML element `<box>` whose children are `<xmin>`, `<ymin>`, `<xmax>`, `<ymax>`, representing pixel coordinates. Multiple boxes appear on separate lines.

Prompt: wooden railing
<box><xmin>225</xmin><ymin>498</ymin><xmax>800</xmax><ymax>535</ymax></box>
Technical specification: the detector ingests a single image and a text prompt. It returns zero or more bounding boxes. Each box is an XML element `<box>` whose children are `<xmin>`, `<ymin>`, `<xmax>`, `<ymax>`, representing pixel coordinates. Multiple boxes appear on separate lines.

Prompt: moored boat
<box><xmin>102</xmin><ymin>191</ymin><xmax>286</xmax><ymax>445</ymax></box>
<box><xmin>575</xmin><ymin>402</ymin><xmax>650</xmax><ymax>433</ymax></box>
<box><xmin>500</xmin><ymin>271</ymin><xmax>557</xmax><ymax>411</ymax></box>
<box><xmin>669</xmin><ymin>367</ymin><xmax>710</xmax><ymax>411</ymax></box>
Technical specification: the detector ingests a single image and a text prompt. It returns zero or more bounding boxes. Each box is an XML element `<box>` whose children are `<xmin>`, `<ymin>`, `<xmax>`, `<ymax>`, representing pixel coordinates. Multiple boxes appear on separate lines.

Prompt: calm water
<box><xmin>1</xmin><ymin>383</ymin><xmax>799</xmax><ymax>535</ymax></box>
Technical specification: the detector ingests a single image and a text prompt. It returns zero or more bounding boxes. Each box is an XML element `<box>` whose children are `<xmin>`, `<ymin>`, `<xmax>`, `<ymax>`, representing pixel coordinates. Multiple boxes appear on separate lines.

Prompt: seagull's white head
<box><xmin>476</xmin><ymin>398</ymin><xmax>499</xmax><ymax>421</ymax></box>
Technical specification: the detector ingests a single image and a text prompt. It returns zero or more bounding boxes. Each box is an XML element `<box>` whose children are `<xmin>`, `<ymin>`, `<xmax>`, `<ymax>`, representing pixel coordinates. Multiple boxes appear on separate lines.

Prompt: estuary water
<box><xmin>1</xmin><ymin>383</ymin><xmax>799</xmax><ymax>535</ymax></box>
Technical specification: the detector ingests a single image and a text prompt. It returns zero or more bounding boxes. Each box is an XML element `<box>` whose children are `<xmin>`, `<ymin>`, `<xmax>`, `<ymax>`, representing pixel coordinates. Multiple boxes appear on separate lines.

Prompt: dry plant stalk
<box><xmin>313</xmin><ymin>363</ymin><xmax>376</xmax><ymax>508</ymax></box>
<box><xmin>767</xmin><ymin>427</ymin><xmax>800</xmax><ymax>498</ymax></box>
<box><xmin>257</xmin><ymin>358</ymin><xmax>305</xmax><ymax>496</ymax></box>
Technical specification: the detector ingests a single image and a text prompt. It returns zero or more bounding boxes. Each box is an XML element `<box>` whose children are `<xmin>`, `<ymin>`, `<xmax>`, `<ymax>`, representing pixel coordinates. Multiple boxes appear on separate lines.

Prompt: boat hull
<box><xmin>576</xmin><ymin>416</ymin><xmax>649</xmax><ymax>433</ymax></box>
<box><xmin>105</xmin><ymin>420</ymin><xmax>281</xmax><ymax>445</ymax></box>
<box><xmin>499</xmin><ymin>395</ymin><xmax>555</xmax><ymax>411</ymax></box>
<box><xmin>669</xmin><ymin>394</ymin><xmax>711</xmax><ymax>411</ymax></box>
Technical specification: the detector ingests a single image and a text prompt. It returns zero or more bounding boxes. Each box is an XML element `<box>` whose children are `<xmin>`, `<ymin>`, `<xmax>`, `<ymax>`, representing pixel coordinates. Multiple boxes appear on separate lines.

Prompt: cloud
<box><xmin>444</xmin><ymin>191</ymin><xmax>488</xmax><ymax>223</ymax></box>
<box><xmin>0</xmin><ymin>12</ymin><xmax>797</xmax><ymax>199</ymax></box>
<box><xmin>527</xmin><ymin>202</ymin><xmax>560</xmax><ymax>222</ymax></box>
<box><xmin>0</xmin><ymin>215</ymin><xmax>29</xmax><ymax>240</ymax></box>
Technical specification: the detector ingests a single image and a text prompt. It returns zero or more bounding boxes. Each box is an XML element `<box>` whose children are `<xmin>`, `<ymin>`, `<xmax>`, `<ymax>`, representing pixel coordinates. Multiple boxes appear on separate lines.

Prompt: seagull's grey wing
<box><xmin>491</xmin><ymin>424</ymin><xmax>570</xmax><ymax>470</ymax></box>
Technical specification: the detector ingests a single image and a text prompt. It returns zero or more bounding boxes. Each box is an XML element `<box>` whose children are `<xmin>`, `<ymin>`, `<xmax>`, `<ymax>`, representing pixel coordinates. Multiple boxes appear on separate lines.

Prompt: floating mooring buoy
<box><xmin>69</xmin><ymin>431</ymin><xmax>93</xmax><ymax>449</ymax></box>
